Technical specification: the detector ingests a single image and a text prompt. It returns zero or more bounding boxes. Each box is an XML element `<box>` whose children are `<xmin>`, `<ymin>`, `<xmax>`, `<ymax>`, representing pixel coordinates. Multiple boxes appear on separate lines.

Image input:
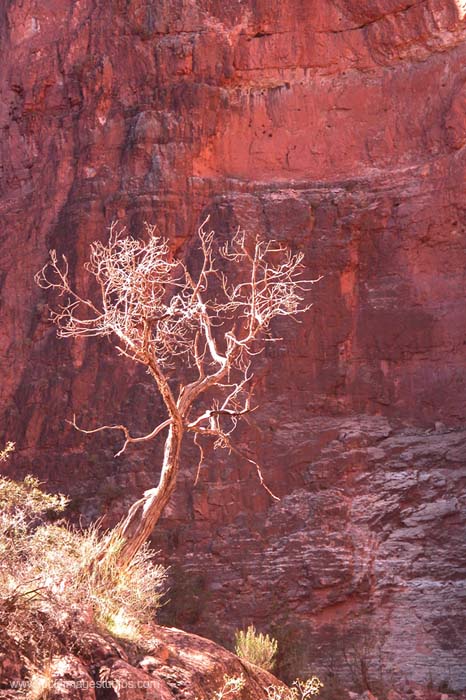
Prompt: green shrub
<box><xmin>0</xmin><ymin>472</ymin><xmax>166</xmax><ymax>667</ymax></box>
<box><xmin>234</xmin><ymin>624</ymin><xmax>278</xmax><ymax>672</ymax></box>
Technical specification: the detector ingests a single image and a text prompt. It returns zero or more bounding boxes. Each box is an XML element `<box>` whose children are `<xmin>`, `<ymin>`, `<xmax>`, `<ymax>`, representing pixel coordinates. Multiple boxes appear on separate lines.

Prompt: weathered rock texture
<box><xmin>0</xmin><ymin>624</ymin><xmax>278</xmax><ymax>699</ymax></box>
<box><xmin>1</xmin><ymin>0</ymin><xmax>466</xmax><ymax>691</ymax></box>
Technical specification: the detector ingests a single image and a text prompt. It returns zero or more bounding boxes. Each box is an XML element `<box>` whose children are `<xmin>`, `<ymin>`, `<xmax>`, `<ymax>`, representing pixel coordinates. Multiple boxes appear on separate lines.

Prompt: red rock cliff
<box><xmin>1</xmin><ymin>0</ymin><xmax>466</xmax><ymax>690</ymax></box>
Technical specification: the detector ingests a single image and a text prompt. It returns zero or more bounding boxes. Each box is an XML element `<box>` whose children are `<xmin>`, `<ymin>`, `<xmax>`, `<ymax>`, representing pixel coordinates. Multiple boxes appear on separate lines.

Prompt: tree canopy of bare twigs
<box><xmin>35</xmin><ymin>217</ymin><xmax>317</xmax><ymax>565</ymax></box>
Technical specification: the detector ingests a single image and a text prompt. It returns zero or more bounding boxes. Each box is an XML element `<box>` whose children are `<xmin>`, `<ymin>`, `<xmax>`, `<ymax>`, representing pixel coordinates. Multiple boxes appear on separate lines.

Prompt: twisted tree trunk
<box><xmin>113</xmin><ymin>419</ymin><xmax>184</xmax><ymax>567</ymax></box>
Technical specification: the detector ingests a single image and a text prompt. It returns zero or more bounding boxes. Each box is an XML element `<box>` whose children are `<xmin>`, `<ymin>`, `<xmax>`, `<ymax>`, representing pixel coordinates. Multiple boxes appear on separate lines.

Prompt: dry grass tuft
<box><xmin>234</xmin><ymin>625</ymin><xmax>278</xmax><ymax>672</ymax></box>
<box><xmin>0</xmin><ymin>466</ymin><xmax>166</xmax><ymax>679</ymax></box>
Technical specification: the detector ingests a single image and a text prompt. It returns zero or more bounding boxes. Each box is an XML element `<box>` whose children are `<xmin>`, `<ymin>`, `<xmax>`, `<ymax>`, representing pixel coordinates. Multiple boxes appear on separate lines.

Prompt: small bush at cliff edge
<box><xmin>0</xmin><ymin>456</ymin><xmax>166</xmax><ymax>672</ymax></box>
<box><xmin>234</xmin><ymin>624</ymin><xmax>278</xmax><ymax>671</ymax></box>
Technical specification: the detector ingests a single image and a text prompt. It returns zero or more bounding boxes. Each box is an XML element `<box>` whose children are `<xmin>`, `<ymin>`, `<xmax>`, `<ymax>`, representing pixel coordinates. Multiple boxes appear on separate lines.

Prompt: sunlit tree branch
<box><xmin>36</xmin><ymin>216</ymin><xmax>318</xmax><ymax>565</ymax></box>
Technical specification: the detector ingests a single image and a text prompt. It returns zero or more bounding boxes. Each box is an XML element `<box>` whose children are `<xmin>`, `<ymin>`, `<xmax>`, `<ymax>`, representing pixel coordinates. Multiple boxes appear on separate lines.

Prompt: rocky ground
<box><xmin>0</xmin><ymin>625</ymin><xmax>280</xmax><ymax>700</ymax></box>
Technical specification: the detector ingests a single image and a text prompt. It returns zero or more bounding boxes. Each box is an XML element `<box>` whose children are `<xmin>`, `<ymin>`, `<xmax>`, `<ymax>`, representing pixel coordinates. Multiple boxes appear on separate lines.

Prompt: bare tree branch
<box><xmin>68</xmin><ymin>415</ymin><xmax>172</xmax><ymax>458</ymax></box>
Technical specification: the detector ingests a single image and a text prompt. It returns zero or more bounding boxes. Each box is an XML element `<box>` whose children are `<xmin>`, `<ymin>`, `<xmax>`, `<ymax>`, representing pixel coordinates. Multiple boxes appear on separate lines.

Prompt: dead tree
<box><xmin>35</xmin><ymin>218</ymin><xmax>316</xmax><ymax>566</ymax></box>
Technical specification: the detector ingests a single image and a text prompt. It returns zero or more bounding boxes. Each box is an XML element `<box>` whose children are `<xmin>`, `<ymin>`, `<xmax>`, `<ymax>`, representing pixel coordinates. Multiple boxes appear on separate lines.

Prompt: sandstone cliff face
<box><xmin>1</xmin><ymin>0</ymin><xmax>466</xmax><ymax>691</ymax></box>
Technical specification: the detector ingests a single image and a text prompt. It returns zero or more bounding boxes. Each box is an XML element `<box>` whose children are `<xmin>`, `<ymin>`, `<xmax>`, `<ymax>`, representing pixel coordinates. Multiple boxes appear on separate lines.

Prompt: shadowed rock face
<box><xmin>1</xmin><ymin>0</ymin><xmax>466</xmax><ymax>690</ymax></box>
